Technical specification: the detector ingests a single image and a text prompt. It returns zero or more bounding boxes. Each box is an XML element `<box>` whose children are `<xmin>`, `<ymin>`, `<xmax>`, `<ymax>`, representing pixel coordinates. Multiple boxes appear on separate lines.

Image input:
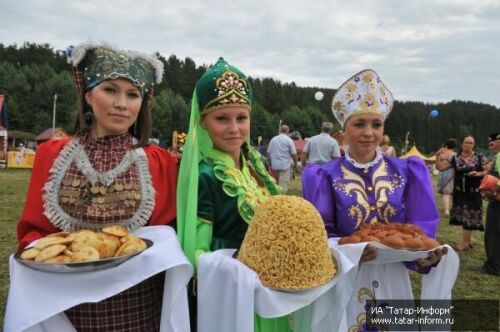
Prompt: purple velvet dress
<box><xmin>302</xmin><ymin>154</ymin><xmax>440</xmax><ymax>331</ymax></box>
<box><xmin>302</xmin><ymin>155</ymin><xmax>438</xmax><ymax>238</ymax></box>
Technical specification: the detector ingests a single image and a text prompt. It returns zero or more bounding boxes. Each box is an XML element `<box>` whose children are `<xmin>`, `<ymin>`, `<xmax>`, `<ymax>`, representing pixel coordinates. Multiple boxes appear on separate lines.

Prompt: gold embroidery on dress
<box><xmin>336</xmin><ymin>160</ymin><xmax>405</xmax><ymax>226</ymax></box>
<box><xmin>339</xmin><ymin>164</ymin><xmax>370</xmax><ymax>228</ymax></box>
<box><xmin>348</xmin><ymin>206</ymin><xmax>363</xmax><ymax>227</ymax></box>
<box><xmin>349</xmin><ymin>313</ymin><xmax>367</xmax><ymax>332</ymax></box>
<box><xmin>373</xmin><ymin>160</ymin><xmax>404</xmax><ymax>223</ymax></box>
<box><xmin>348</xmin><ymin>288</ymin><xmax>374</xmax><ymax>332</ymax></box>
<box><xmin>348</xmin><ymin>285</ymin><xmax>389</xmax><ymax>332</ymax></box>
<box><xmin>357</xmin><ymin>287</ymin><xmax>374</xmax><ymax>303</ymax></box>
<box><xmin>349</xmin><ymin>313</ymin><xmax>389</xmax><ymax>332</ymax></box>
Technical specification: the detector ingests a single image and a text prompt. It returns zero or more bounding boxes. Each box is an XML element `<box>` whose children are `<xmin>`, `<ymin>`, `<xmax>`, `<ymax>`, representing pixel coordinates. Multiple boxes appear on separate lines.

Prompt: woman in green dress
<box><xmin>177</xmin><ymin>57</ymin><xmax>290</xmax><ymax>332</ymax></box>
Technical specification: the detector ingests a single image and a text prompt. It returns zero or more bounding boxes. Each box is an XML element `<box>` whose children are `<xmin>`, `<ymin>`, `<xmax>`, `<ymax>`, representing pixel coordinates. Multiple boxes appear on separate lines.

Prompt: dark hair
<box><xmin>456</xmin><ymin>134</ymin><xmax>475</xmax><ymax>156</ymax></box>
<box><xmin>72</xmin><ymin>85</ymin><xmax>152</xmax><ymax>147</ymax></box>
<box><xmin>459</xmin><ymin>134</ymin><xmax>474</xmax><ymax>144</ymax></box>
<box><xmin>241</xmin><ymin>142</ymin><xmax>266</xmax><ymax>187</ymax></box>
<box><xmin>444</xmin><ymin>138</ymin><xmax>457</xmax><ymax>149</ymax></box>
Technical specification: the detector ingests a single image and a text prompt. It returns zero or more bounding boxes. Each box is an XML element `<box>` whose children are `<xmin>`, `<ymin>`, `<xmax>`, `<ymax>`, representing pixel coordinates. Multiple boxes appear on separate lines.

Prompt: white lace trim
<box><xmin>43</xmin><ymin>138</ymin><xmax>156</xmax><ymax>232</ymax></box>
<box><xmin>345</xmin><ymin>147</ymin><xmax>383</xmax><ymax>169</ymax></box>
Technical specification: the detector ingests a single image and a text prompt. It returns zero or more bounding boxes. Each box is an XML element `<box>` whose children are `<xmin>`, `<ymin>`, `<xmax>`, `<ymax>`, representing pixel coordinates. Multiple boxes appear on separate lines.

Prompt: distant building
<box><xmin>0</xmin><ymin>125</ymin><xmax>7</xmax><ymax>167</ymax></box>
<box><xmin>35</xmin><ymin>128</ymin><xmax>70</xmax><ymax>145</ymax></box>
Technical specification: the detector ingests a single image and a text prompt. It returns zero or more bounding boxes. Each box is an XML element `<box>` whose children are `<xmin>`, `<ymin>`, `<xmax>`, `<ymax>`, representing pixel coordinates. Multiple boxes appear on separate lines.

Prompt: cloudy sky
<box><xmin>2</xmin><ymin>0</ymin><xmax>500</xmax><ymax>107</ymax></box>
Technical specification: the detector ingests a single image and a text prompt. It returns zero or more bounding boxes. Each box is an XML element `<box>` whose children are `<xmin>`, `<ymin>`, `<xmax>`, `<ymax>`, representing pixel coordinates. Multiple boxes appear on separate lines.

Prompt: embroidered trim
<box><xmin>201</xmin><ymin>103</ymin><xmax>251</xmax><ymax>116</ymax></box>
<box><xmin>43</xmin><ymin>138</ymin><xmax>155</xmax><ymax>231</ymax></box>
<box><xmin>202</xmin><ymin>69</ymin><xmax>251</xmax><ymax>114</ymax></box>
<box><xmin>71</xmin><ymin>40</ymin><xmax>164</xmax><ymax>84</ymax></box>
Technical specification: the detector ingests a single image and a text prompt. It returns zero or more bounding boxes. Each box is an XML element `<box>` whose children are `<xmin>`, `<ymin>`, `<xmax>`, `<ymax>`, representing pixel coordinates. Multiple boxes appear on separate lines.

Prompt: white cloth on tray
<box><xmin>4</xmin><ymin>225</ymin><xmax>193</xmax><ymax>332</ymax></box>
<box><xmin>197</xmin><ymin>246</ymin><xmax>356</xmax><ymax>332</ymax></box>
<box><xmin>331</xmin><ymin>240</ymin><xmax>459</xmax><ymax>332</ymax></box>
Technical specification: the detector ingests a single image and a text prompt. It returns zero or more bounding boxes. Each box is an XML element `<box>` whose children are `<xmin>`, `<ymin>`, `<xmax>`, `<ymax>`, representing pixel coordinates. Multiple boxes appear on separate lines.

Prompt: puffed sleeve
<box><xmin>404</xmin><ymin>157</ymin><xmax>439</xmax><ymax>238</ymax></box>
<box><xmin>145</xmin><ymin>145</ymin><xmax>177</xmax><ymax>227</ymax></box>
<box><xmin>301</xmin><ymin>163</ymin><xmax>337</xmax><ymax>237</ymax></box>
<box><xmin>17</xmin><ymin>141</ymin><xmax>65</xmax><ymax>251</ymax></box>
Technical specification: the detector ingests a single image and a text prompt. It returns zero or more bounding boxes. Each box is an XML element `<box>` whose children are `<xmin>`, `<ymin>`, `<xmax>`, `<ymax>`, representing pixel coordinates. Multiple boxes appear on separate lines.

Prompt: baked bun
<box><xmin>338</xmin><ymin>223</ymin><xmax>440</xmax><ymax>250</ymax></box>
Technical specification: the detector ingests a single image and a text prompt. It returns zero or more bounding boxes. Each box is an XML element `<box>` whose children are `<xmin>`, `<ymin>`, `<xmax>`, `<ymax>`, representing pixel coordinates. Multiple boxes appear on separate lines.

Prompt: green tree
<box><xmin>250</xmin><ymin>103</ymin><xmax>278</xmax><ymax>142</ymax></box>
<box><xmin>151</xmin><ymin>89</ymin><xmax>189</xmax><ymax>146</ymax></box>
<box><xmin>281</xmin><ymin>105</ymin><xmax>313</xmax><ymax>138</ymax></box>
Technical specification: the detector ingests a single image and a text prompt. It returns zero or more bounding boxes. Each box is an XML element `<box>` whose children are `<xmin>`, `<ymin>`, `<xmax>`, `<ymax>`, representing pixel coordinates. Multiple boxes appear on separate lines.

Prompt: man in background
<box><xmin>267</xmin><ymin>125</ymin><xmax>298</xmax><ymax>193</ymax></box>
<box><xmin>478</xmin><ymin>132</ymin><xmax>500</xmax><ymax>276</ymax></box>
<box><xmin>301</xmin><ymin>122</ymin><xmax>340</xmax><ymax>167</ymax></box>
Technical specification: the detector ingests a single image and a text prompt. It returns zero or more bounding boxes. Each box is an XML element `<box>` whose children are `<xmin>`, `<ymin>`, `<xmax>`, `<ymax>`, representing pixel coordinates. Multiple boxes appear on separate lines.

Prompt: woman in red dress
<box><xmin>16</xmin><ymin>42</ymin><xmax>178</xmax><ymax>331</ymax></box>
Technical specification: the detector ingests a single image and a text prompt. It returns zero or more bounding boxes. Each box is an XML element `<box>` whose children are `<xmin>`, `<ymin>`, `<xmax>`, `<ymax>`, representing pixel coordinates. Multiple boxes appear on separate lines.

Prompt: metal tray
<box><xmin>267</xmin><ymin>253</ymin><xmax>340</xmax><ymax>293</ymax></box>
<box><xmin>14</xmin><ymin>238</ymin><xmax>153</xmax><ymax>273</ymax></box>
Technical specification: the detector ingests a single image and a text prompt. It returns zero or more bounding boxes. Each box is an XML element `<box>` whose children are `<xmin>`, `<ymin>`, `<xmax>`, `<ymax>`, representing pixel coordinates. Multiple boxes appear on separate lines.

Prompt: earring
<box><xmin>84</xmin><ymin>108</ymin><xmax>95</xmax><ymax>127</ymax></box>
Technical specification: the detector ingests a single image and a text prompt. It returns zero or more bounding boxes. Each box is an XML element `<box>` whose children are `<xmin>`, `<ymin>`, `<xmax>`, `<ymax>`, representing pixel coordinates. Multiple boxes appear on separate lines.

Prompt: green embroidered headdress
<box><xmin>195</xmin><ymin>57</ymin><xmax>252</xmax><ymax>115</ymax></box>
<box><xmin>177</xmin><ymin>57</ymin><xmax>278</xmax><ymax>266</ymax></box>
<box><xmin>71</xmin><ymin>41</ymin><xmax>163</xmax><ymax>98</ymax></box>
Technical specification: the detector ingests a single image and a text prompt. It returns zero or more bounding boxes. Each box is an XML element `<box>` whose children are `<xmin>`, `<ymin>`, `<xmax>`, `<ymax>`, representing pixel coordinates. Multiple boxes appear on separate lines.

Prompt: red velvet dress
<box><xmin>17</xmin><ymin>134</ymin><xmax>177</xmax><ymax>331</ymax></box>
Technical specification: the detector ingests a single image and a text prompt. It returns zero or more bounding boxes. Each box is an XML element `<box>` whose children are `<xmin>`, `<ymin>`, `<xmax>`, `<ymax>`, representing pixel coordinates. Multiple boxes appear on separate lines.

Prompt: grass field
<box><xmin>1</xmin><ymin>168</ymin><xmax>499</xmax><ymax>329</ymax></box>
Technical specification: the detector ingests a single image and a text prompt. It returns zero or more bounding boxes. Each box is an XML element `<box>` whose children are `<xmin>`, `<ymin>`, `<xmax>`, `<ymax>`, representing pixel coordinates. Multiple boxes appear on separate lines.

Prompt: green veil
<box><xmin>176</xmin><ymin>90</ymin><xmax>206</xmax><ymax>266</ymax></box>
<box><xmin>177</xmin><ymin>57</ymin><xmax>281</xmax><ymax>266</ymax></box>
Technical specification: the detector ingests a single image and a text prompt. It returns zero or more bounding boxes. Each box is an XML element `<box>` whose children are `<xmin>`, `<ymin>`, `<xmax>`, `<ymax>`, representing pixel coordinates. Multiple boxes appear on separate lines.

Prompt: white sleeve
<box><xmin>303</xmin><ymin>140</ymin><xmax>310</xmax><ymax>154</ymax></box>
<box><xmin>332</xmin><ymin>140</ymin><xmax>341</xmax><ymax>158</ymax></box>
<box><xmin>289</xmin><ymin>139</ymin><xmax>297</xmax><ymax>155</ymax></box>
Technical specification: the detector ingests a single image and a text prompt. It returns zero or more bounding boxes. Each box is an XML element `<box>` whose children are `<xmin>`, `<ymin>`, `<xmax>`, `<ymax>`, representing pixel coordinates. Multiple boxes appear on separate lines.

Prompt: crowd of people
<box><xmin>6</xmin><ymin>41</ymin><xmax>499</xmax><ymax>332</ymax></box>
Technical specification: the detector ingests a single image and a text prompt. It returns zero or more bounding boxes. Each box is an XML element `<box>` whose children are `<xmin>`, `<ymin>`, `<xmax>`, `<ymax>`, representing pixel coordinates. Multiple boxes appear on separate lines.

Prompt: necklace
<box><xmin>73</xmin><ymin>142</ymin><xmax>138</xmax><ymax>186</ymax></box>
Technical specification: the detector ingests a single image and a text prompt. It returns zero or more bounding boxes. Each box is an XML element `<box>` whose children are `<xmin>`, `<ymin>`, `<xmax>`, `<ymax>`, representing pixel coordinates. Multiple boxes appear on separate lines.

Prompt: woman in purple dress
<box><xmin>302</xmin><ymin>69</ymin><xmax>448</xmax><ymax>330</ymax></box>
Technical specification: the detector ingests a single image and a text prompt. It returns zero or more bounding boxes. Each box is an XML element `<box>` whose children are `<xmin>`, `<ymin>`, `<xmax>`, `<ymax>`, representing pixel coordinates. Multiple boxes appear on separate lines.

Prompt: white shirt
<box><xmin>267</xmin><ymin>133</ymin><xmax>297</xmax><ymax>170</ymax></box>
<box><xmin>303</xmin><ymin>133</ymin><xmax>340</xmax><ymax>164</ymax></box>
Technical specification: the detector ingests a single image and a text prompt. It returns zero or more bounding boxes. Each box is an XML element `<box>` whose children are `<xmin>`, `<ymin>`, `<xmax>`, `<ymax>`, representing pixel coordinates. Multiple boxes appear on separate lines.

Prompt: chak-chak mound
<box><xmin>238</xmin><ymin>195</ymin><xmax>336</xmax><ymax>290</ymax></box>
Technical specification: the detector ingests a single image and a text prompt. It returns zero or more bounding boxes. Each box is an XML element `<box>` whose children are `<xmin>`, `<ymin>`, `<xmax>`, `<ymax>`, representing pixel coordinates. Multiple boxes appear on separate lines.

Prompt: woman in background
<box><xmin>380</xmin><ymin>134</ymin><xmax>396</xmax><ymax>157</ymax></box>
<box><xmin>436</xmin><ymin>138</ymin><xmax>457</xmax><ymax>216</ymax></box>
<box><xmin>436</xmin><ymin>135</ymin><xmax>489</xmax><ymax>251</ymax></box>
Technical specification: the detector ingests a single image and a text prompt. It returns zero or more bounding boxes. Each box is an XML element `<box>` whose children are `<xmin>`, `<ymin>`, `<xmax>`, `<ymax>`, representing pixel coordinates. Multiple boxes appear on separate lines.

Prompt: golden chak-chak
<box><xmin>238</xmin><ymin>195</ymin><xmax>336</xmax><ymax>290</ymax></box>
<box><xmin>19</xmin><ymin>226</ymin><xmax>147</xmax><ymax>264</ymax></box>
